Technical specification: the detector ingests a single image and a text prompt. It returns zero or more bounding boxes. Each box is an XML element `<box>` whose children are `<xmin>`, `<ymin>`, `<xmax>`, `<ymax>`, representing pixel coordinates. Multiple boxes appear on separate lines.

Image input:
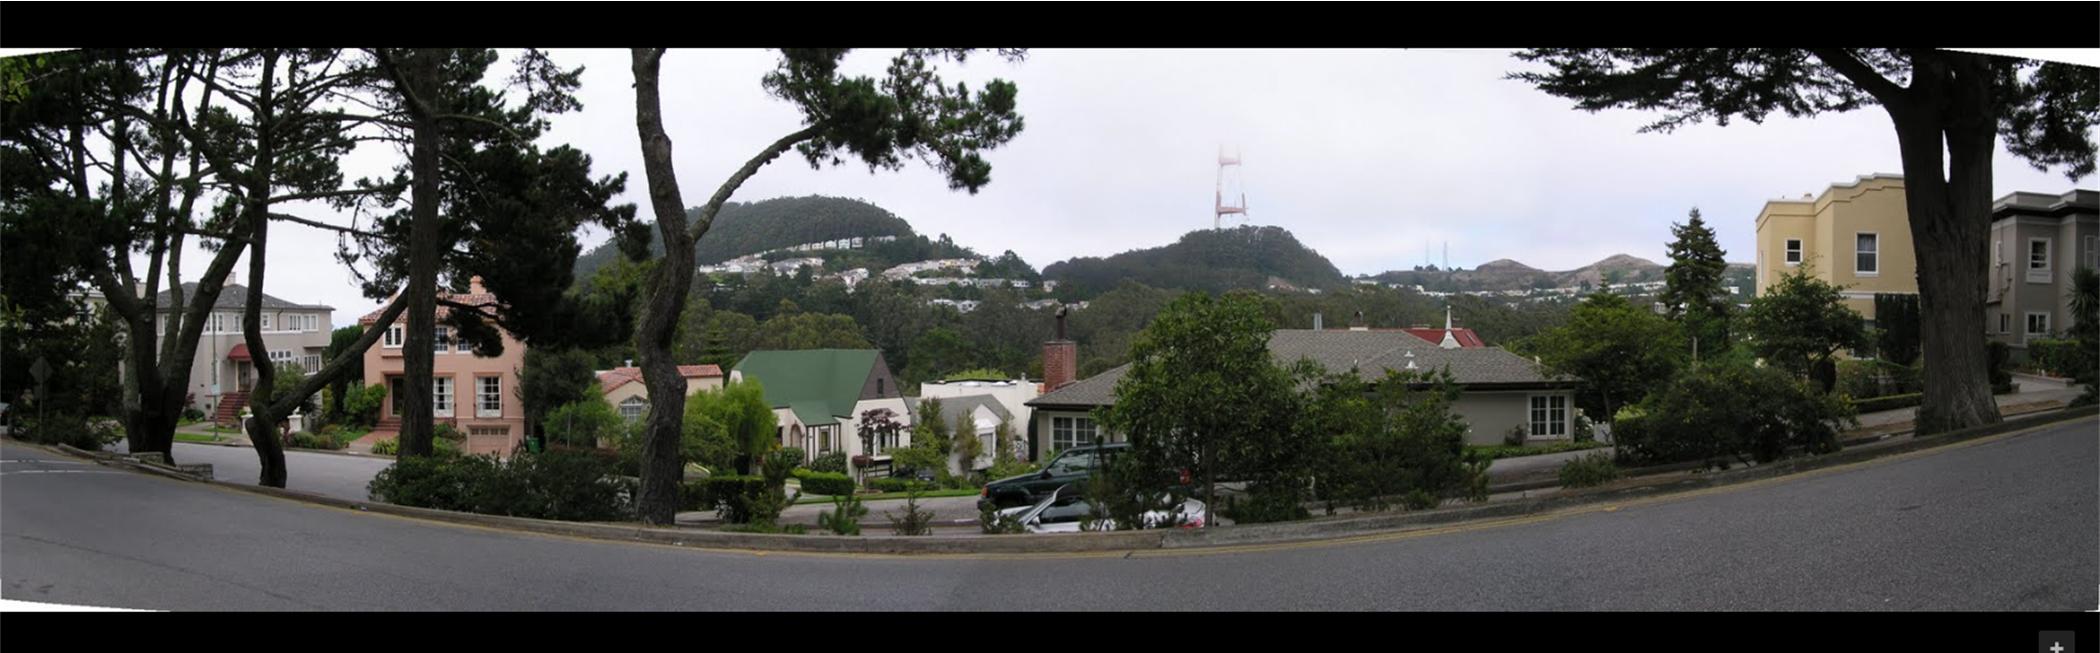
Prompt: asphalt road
<box><xmin>4</xmin><ymin>417</ymin><xmax>2094</xmax><ymax>610</ymax></box>
<box><xmin>115</xmin><ymin>441</ymin><xmax>394</xmax><ymax>502</ymax></box>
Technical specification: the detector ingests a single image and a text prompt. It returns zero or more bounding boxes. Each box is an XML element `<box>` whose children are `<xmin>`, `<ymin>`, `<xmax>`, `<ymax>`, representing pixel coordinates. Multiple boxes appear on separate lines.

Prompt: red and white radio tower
<box><xmin>1215</xmin><ymin>146</ymin><xmax>1247</xmax><ymax>230</ymax></box>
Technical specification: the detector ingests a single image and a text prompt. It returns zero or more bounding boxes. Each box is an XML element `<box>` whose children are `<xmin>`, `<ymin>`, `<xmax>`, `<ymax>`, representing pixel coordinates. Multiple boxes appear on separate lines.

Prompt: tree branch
<box><xmin>267</xmin><ymin>212</ymin><xmax>383</xmax><ymax>238</ymax></box>
<box><xmin>686</xmin><ymin>124</ymin><xmax>825</xmax><ymax>242</ymax></box>
<box><xmin>1808</xmin><ymin>48</ymin><xmax>1907</xmax><ymax>107</ymax></box>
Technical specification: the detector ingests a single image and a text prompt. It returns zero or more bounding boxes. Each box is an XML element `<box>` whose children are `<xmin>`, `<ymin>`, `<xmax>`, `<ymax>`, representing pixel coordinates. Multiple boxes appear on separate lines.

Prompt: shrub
<box><xmin>17</xmin><ymin>416</ymin><xmax>122</xmax><ymax>450</ymax></box>
<box><xmin>680</xmin><ymin>480</ymin><xmax>711</xmax><ymax>512</ymax></box>
<box><xmin>761</xmin><ymin>448</ymin><xmax>801</xmax><ymax>485</ymax></box>
<box><xmin>2028</xmin><ymin>338</ymin><xmax>2091</xmax><ymax>379</ymax></box>
<box><xmin>1572</xmin><ymin>413</ymin><xmax>1595</xmax><ymax>443</ymax></box>
<box><xmin>1224</xmin><ymin>481</ymin><xmax>1309</xmax><ymax>524</ymax></box>
<box><xmin>371</xmin><ymin>438</ymin><xmax>400</xmax><ymax>456</ymax></box>
<box><xmin>798</xmin><ymin>471</ymin><xmax>855</xmax><ymax>496</ymax></box>
<box><xmin>818</xmin><ymin>492</ymin><xmax>867</xmax><ymax>535</ymax></box>
<box><xmin>181</xmin><ymin>406</ymin><xmax>206</xmax><ymax>423</ymax></box>
<box><xmin>1401</xmin><ymin>489</ymin><xmax>1439</xmax><ymax>511</ymax></box>
<box><xmin>885</xmin><ymin>488</ymin><xmax>937</xmax><ymax>536</ymax></box>
<box><xmin>341</xmin><ymin>384</ymin><xmax>387</xmax><ymax>427</ymax></box>
<box><xmin>699</xmin><ymin>475</ymin><xmax>792</xmax><ymax>525</ymax></box>
<box><xmin>544</xmin><ymin>398</ymin><xmax>622</xmax><ymax>449</ymax></box>
<box><xmin>808</xmin><ymin>450</ymin><xmax>849</xmax><ymax>474</ymax></box>
<box><xmin>1837</xmin><ymin>359</ymin><xmax>1922</xmax><ymax>399</ymax></box>
<box><xmin>1558</xmin><ymin>452</ymin><xmax>1619</xmax><ymax>488</ymax></box>
<box><xmin>1615</xmin><ymin>358</ymin><xmax>1852</xmax><ymax>469</ymax></box>
<box><xmin>984</xmin><ymin>459</ymin><xmax>1039</xmax><ymax>481</ymax></box>
<box><xmin>978</xmin><ymin>502</ymin><xmax>1028</xmax><ymax>534</ymax></box>
<box><xmin>288</xmin><ymin>431</ymin><xmax>342</xmax><ymax>450</ymax></box>
<box><xmin>869</xmin><ymin>477</ymin><xmax>932</xmax><ymax>493</ymax></box>
<box><xmin>433</xmin><ymin>421</ymin><xmax>465</xmax><ymax>443</ymax></box>
<box><xmin>365</xmin><ymin>450</ymin><xmax>628</xmax><ymax>521</ymax></box>
<box><xmin>1852</xmin><ymin>393</ymin><xmax>1922</xmax><ymax>414</ymax></box>
<box><xmin>1502</xmin><ymin>424</ymin><xmax>1528</xmax><ymax>447</ymax></box>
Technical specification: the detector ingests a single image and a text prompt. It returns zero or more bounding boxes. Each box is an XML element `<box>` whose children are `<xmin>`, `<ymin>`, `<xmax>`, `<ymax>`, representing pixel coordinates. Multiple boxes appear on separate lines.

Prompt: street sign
<box><xmin>29</xmin><ymin>357</ymin><xmax>51</xmax><ymax>385</ymax></box>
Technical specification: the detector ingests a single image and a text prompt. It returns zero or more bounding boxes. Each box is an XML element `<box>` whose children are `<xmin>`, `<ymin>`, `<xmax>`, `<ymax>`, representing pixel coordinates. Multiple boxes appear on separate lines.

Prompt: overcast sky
<box><xmin>129</xmin><ymin>48</ymin><xmax>2098</xmax><ymax>323</ymax></box>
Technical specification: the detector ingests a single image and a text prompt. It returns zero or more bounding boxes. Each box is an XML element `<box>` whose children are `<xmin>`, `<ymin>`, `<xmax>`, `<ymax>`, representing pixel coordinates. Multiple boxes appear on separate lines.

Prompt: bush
<box><xmin>181</xmin><ymin>406</ymin><xmax>206</xmax><ymax>423</ymax></box>
<box><xmin>818</xmin><ymin>492</ymin><xmax>867</xmax><ymax>535</ymax></box>
<box><xmin>1852</xmin><ymin>393</ymin><xmax>1922</xmax><ymax>414</ymax></box>
<box><xmin>884</xmin><ymin>488</ymin><xmax>937</xmax><ymax>536</ymax></box>
<box><xmin>1558</xmin><ymin>452</ymin><xmax>1619</xmax><ymax>488</ymax></box>
<box><xmin>761</xmin><ymin>448</ymin><xmax>801</xmax><ymax>485</ymax></box>
<box><xmin>984</xmin><ymin>459</ymin><xmax>1039</xmax><ymax>481</ymax></box>
<box><xmin>372</xmin><ymin>438</ymin><xmax>400</xmax><ymax>456</ymax></box>
<box><xmin>1837</xmin><ymin>359</ymin><xmax>1922</xmax><ymax>399</ymax></box>
<box><xmin>798</xmin><ymin>471</ymin><xmax>855</xmax><ymax>496</ymax></box>
<box><xmin>1223</xmin><ymin>481</ymin><xmax>1309</xmax><ymax>524</ymax></box>
<box><xmin>680</xmin><ymin>480</ymin><xmax>712</xmax><ymax>512</ymax></box>
<box><xmin>1502</xmin><ymin>424</ymin><xmax>1528</xmax><ymax>447</ymax></box>
<box><xmin>1615</xmin><ymin>358</ymin><xmax>1853</xmax><ymax>469</ymax></box>
<box><xmin>288</xmin><ymin>431</ymin><xmax>343</xmax><ymax>450</ymax></box>
<box><xmin>16</xmin><ymin>416</ymin><xmax>122</xmax><ymax>450</ymax></box>
<box><xmin>366</xmin><ymin>450</ymin><xmax>629</xmax><ymax>521</ymax></box>
<box><xmin>544</xmin><ymin>398</ymin><xmax>622</xmax><ymax>449</ymax></box>
<box><xmin>809</xmin><ymin>450</ymin><xmax>848</xmax><ymax>474</ymax></box>
<box><xmin>341</xmin><ymin>384</ymin><xmax>387</xmax><ymax>427</ymax></box>
<box><xmin>1401</xmin><ymin>489</ymin><xmax>1439</xmax><ymax>511</ymax></box>
<box><xmin>698</xmin><ymin>475</ymin><xmax>792</xmax><ymax>525</ymax></box>
<box><xmin>868</xmin><ymin>477</ymin><xmax>933</xmax><ymax>493</ymax></box>
<box><xmin>2028</xmin><ymin>338</ymin><xmax>2092</xmax><ymax>379</ymax></box>
<box><xmin>978</xmin><ymin>502</ymin><xmax>1028</xmax><ymax>534</ymax></box>
<box><xmin>1572</xmin><ymin>413</ymin><xmax>1595</xmax><ymax>443</ymax></box>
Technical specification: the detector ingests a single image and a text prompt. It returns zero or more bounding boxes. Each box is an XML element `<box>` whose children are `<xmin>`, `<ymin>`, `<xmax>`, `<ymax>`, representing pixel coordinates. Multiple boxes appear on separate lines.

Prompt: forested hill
<box><xmin>573</xmin><ymin>195</ymin><xmax>916</xmax><ymax>280</ymax></box>
<box><xmin>1042</xmin><ymin>225</ymin><xmax>1349</xmax><ymax>297</ymax></box>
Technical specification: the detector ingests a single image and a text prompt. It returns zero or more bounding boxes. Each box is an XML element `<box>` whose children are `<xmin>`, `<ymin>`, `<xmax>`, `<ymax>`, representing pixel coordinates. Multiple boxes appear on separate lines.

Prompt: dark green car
<box><xmin>978</xmin><ymin>443</ymin><xmax>1133</xmax><ymax>511</ymax></box>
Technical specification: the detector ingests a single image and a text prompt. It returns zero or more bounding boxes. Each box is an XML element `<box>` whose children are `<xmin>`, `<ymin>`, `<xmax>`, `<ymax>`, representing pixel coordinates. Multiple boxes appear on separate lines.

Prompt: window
<box><xmin>1784</xmin><ymin>239</ymin><xmax>1801</xmax><ymax>265</ymax></box>
<box><xmin>303</xmin><ymin>354</ymin><xmax>321</xmax><ymax>372</ymax></box>
<box><xmin>468</xmin><ymin>426</ymin><xmax>509</xmax><ymax>438</ymax></box>
<box><xmin>2027</xmin><ymin>312</ymin><xmax>2051</xmax><ymax>342</ymax></box>
<box><xmin>384</xmin><ymin>325</ymin><xmax>403</xmax><ymax>348</ymax></box>
<box><xmin>2086</xmin><ymin>235</ymin><xmax>2097</xmax><ymax>270</ymax></box>
<box><xmin>1051</xmin><ymin>416</ymin><xmax>1096</xmax><ymax>452</ymax></box>
<box><xmin>2029</xmin><ymin>238</ymin><xmax>2053</xmax><ymax>283</ymax></box>
<box><xmin>2000</xmin><ymin>313</ymin><xmax>2010</xmax><ymax>335</ymax></box>
<box><xmin>210</xmin><ymin>313</ymin><xmax>226</xmax><ymax>333</ymax></box>
<box><xmin>389</xmin><ymin>377</ymin><xmax>405</xmax><ymax>416</ymax></box>
<box><xmin>260</xmin><ymin>314</ymin><xmax>271</xmax><ymax>330</ymax></box>
<box><xmin>478</xmin><ymin>376</ymin><xmax>502</xmax><ymax>416</ymax></box>
<box><xmin>434</xmin><ymin>327</ymin><xmax>452</xmax><ymax>354</ymax></box>
<box><xmin>618</xmin><ymin>397</ymin><xmax>647</xmax><ymax>422</ymax></box>
<box><xmin>433</xmin><ymin>376</ymin><xmax>453</xmax><ymax>416</ymax></box>
<box><xmin>1530</xmin><ymin>395</ymin><xmax>1568</xmax><ymax>437</ymax></box>
<box><xmin>1854</xmin><ymin>233</ymin><xmax>1878</xmax><ymax>275</ymax></box>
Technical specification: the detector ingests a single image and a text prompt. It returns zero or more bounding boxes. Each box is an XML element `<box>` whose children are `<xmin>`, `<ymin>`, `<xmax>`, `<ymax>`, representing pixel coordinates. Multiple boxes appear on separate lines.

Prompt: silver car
<box><xmin>993</xmin><ymin>485</ymin><xmax>1208</xmax><ymax>533</ymax></box>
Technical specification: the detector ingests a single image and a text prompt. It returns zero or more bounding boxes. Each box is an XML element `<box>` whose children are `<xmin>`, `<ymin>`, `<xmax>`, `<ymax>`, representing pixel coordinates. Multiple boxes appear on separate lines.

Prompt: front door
<box><xmin>236</xmin><ymin>361</ymin><xmax>253</xmax><ymax>392</ymax></box>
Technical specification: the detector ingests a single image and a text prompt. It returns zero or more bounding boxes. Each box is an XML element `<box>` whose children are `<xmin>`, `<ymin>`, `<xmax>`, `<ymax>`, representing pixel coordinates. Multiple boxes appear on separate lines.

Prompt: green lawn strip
<box><xmin>173</xmin><ymin>433</ymin><xmax>221</xmax><ymax>444</ymax></box>
<box><xmin>793</xmin><ymin>488</ymin><xmax>981</xmax><ymax>505</ymax></box>
<box><xmin>1467</xmin><ymin>440</ymin><xmax>1608</xmax><ymax>460</ymax></box>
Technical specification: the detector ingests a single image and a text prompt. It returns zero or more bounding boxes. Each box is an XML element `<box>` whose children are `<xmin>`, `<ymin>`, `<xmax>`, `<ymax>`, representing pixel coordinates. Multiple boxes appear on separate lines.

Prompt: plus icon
<box><xmin>2040</xmin><ymin>632</ymin><xmax>2076</xmax><ymax>653</ymax></box>
<box><xmin>2054</xmin><ymin>643</ymin><xmax>2067</xmax><ymax>653</ymax></box>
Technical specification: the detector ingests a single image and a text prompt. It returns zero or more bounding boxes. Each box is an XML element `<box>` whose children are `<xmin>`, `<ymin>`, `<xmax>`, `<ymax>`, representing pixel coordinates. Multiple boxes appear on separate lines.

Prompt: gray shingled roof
<box><xmin>155</xmin><ymin>282</ymin><xmax>332</xmax><ymax>311</ymax></box>
<box><xmin>920</xmin><ymin>395</ymin><xmax>1014</xmax><ymax>427</ymax></box>
<box><xmin>1027</xmin><ymin>329</ymin><xmax>1575</xmax><ymax>409</ymax></box>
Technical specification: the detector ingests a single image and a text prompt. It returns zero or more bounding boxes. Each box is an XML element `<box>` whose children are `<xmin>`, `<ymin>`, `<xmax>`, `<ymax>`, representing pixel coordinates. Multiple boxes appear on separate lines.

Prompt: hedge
<box><xmin>797</xmin><ymin>471</ymin><xmax>855</xmax><ymax>496</ymax></box>
<box><xmin>868</xmin><ymin>477</ymin><xmax>934</xmax><ymax>493</ymax></box>
<box><xmin>366</xmin><ymin>450</ymin><xmax>630</xmax><ymax>521</ymax></box>
<box><xmin>696</xmin><ymin>475</ymin><xmax>787</xmax><ymax>524</ymax></box>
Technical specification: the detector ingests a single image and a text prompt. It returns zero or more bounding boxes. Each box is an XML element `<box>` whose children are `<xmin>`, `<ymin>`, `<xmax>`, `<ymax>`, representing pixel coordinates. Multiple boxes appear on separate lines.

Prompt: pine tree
<box><xmin>1660</xmin><ymin>208</ymin><xmax>1733</xmax><ymax>355</ymax></box>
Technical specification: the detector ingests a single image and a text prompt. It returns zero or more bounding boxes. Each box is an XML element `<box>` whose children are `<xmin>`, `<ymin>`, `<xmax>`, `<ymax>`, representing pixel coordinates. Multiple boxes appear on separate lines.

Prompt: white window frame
<box><xmin>618</xmin><ymin>397</ymin><xmax>647</xmax><ymax>423</ymax></box>
<box><xmin>477</xmin><ymin>376</ymin><xmax>502</xmax><ymax>418</ymax></box>
<box><xmin>2085</xmin><ymin>234</ymin><xmax>2097</xmax><ymax>270</ymax></box>
<box><xmin>2025</xmin><ymin>312</ymin><xmax>2051</xmax><ymax>344</ymax></box>
<box><xmin>1854</xmin><ymin>232</ymin><xmax>1879</xmax><ymax>277</ymax></box>
<box><xmin>303</xmin><ymin>354</ymin><xmax>321</xmax><ymax>372</ymax></box>
<box><xmin>383</xmin><ymin>324</ymin><xmax>403</xmax><ymax>348</ymax></box>
<box><xmin>1050</xmin><ymin>415</ymin><xmax>1096</xmax><ymax>453</ymax></box>
<box><xmin>434</xmin><ymin>327</ymin><xmax>452</xmax><ymax>354</ymax></box>
<box><xmin>433</xmin><ymin>376</ymin><xmax>454</xmax><ymax>418</ymax></box>
<box><xmin>260</xmin><ymin>313</ymin><xmax>271</xmax><ymax>330</ymax></box>
<box><xmin>2028</xmin><ymin>237</ymin><xmax>2053</xmax><ymax>282</ymax></box>
<box><xmin>1529</xmin><ymin>395</ymin><xmax>1568</xmax><ymax>438</ymax></box>
<box><xmin>1784</xmin><ymin>239</ymin><xmax>1801</xmax><ymax>266</ymax></box>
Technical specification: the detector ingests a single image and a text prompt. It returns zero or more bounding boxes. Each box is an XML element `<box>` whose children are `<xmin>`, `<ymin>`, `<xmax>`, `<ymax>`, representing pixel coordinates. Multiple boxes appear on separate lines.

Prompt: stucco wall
<box><xmin>363</xmin><ymin>319</ymin><xmax>529</xmax><ymax>454</ymax></box>
<box><xmin>1451</xmin><ymin>390</ymin><xmax>1573</xmax><ymax>447</ymax></box>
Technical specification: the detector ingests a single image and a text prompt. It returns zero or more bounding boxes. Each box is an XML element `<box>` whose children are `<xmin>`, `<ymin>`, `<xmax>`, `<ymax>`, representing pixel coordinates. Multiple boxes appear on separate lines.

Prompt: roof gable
<box><xmin>732</xmin><ymin>349</ymin><xmax>882</xmax><ymax>422</ymax></box>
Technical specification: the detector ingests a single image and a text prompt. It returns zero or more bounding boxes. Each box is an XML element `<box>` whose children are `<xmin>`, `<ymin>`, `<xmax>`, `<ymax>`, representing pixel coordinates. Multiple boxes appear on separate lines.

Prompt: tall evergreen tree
<box><xmin>1659</xmin><ymin>207</ymin><xmax>1733</xmax><ymax>355</ymax></box>
<box><xmin>1872</xmin><ymin>293</ymin><xmax>1922</xmax><ymax>366</ymax></box>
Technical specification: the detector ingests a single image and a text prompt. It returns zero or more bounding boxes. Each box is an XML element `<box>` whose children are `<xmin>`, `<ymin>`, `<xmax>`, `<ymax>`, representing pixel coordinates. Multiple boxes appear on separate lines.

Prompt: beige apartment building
<box><xmin>1987</xmin><ymin>189</ymin><xmax>2099</xmax><ymax>352</ymax></box>
<box><xmin>360</xmin><ymin>276</ymin><xmax>528</xmax><ymax>457</ymax></box>
<box><xmin>1753</xmin><ymin>174</ymin><xmax>1918</xmax><ymax>321</ymax></box>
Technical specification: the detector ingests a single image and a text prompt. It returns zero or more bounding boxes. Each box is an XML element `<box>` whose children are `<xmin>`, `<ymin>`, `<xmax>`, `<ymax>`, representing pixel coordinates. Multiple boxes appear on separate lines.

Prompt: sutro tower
<box><xmin>1215</xmin><ymin>146</ymin><xmax>1247</xmax><ymax>230</ymax></box>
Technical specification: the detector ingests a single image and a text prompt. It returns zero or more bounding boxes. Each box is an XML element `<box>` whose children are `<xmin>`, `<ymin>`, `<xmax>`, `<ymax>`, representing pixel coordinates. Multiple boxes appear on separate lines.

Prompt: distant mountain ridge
<box><xmin>573</xmin><ymin>195</ymin><xmax>922</xmax><ymax>281</ymax></box>
<box><xmin>1368</xmin><ymin>255</ymin><xmax>1754</xmax><ymax>293</ymax></box>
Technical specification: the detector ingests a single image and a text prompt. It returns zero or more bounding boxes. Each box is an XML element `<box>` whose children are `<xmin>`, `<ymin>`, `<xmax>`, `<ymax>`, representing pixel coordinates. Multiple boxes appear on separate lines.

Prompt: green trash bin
<box><xmin>526</xmin><ymin>434</ymin><xmax>544</xmax><ymax>454</ymax></box>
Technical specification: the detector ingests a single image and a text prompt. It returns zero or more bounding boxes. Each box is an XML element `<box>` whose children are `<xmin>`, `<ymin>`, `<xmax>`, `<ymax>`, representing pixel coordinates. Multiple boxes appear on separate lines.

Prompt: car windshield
<box><xmin>1047</xmin><ymin>450</ymin><xmax>1099</xmax><ymax>474</ymax></box>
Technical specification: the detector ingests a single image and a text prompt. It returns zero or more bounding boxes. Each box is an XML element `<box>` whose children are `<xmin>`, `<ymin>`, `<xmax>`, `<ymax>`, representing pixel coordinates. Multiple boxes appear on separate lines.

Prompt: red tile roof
<box><xmin>1401</xmin><ymin>327</ymin><xmax>1487</xmax><ymax>348</ymax></box>
<box><xmin>357</xmin><ymin>291</ymin><xmax>500</xmax><ymax>326</ymax></box>
<box><xmin>596</xmin><ymin>365</ymin><xmax>725</xmax><ymax>393</ymax></box>
<box><xmin>226</xmin><ymin>343</ymin><xmax>251</xmax><ymax>361</ymax></box>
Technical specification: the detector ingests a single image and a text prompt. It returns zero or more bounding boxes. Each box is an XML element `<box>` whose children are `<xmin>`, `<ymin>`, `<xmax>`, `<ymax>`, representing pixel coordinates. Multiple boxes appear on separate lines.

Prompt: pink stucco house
<box><xmin>360</xmin><ymin>276</ymin><xmax>528</xmax><ymax>457</ymax></box>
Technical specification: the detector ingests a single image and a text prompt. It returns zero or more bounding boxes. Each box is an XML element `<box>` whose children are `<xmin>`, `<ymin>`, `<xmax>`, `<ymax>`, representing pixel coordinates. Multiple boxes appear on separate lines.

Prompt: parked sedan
<box><xmin>978</xmin><ymin>443</ymin><xmax>1131</xmax><ymax>511</ymax></box>
<box><xmin>993</xmin><ymin>485</ymin><xmax>1208</xmax><ymax>533</ymax></box>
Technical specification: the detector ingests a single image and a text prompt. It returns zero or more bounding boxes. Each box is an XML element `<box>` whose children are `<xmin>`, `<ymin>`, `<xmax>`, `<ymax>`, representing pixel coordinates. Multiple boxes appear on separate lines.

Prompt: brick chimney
<box><xmin>1044</xmin><ymin>307</ymin><xmax>1077</xmax><ymax>391</ymax></box>
<box><xmin>469</xmin><ymin>275</ymin><xmax>487</xmax><ymax>295</ymax></box>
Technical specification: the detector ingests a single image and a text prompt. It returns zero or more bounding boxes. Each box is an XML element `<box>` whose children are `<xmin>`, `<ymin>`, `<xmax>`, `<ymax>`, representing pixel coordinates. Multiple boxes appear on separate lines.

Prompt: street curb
<box><xmin>36</xmin><ymin>407</ymin><xmax>2097</xmax><ymax>556</ymax></box>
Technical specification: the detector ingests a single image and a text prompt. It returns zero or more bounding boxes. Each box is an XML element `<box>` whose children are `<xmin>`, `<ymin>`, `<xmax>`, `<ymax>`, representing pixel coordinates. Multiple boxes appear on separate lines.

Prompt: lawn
<box><xmin>173</xmin><ymin>432</ymin><xmax>222</xmax><ymax>444</ymax></box>
<box><xmin>792</xmin><ymin>488</ymin><xmax>982</xmax><ymax>505</ymax></box>
<box><xmin>1466</xmin><ymin>440</ymin><xmax>1608</xmax><ymax>460</ymax></box>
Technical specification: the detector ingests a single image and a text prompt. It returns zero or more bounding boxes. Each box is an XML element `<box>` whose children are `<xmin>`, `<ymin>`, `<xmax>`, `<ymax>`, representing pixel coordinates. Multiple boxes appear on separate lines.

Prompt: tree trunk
<box><xmin>1893</xmin><ymin>52</ymin><xmax>2003</xmax><ymax>435</ymax></box>
<box><xmin>240</xmin><ymin>50</ymin><xmax>290</xmax><ymax>488</ymax></box>
<box><xmin>397</xmin><ymin>48</ymin><xmax>443</xmax><ymax>458</ymax></box>
<box><xmin>630</xmin><ymin>49</ymin><xmax>697</xmax><ymax>524</ymax></box>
